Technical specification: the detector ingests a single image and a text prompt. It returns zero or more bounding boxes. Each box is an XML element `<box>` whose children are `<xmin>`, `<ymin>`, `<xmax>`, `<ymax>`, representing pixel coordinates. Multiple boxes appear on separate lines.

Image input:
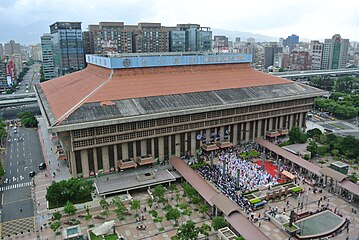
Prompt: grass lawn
<box><xmin>89</xmin><ymin>231</ymin><xmax>118</xmax><ymax>240</ymax></box>
<box><xmin>283</xmin><ymin>223</ymin><xmax>299</xmax><ymax>232</ymax></box>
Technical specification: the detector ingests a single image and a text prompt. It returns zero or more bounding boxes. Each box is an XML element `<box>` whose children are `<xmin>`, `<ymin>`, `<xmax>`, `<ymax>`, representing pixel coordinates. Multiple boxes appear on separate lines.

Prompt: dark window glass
<box><xmin>147</xmin><ymin>139</ymin><xmax>152</xmax><ymax>155</ymax></box>
<box><xmin>108</xmin><ymin>145</ymin><xmax>115</xmax><ymax>167</ymax></box>
<box><xmin>164</xmin><ymin>136</ymin><xmax>169</xmax><ymax>160</ymax></box>
<box><xmin>75</xmin><ymin>151</ymin><xmax>82</xmax><ymax>174</ymax></box>
<box><xmin>128</xmin><ymin>142</ymin><xmax>133</xmax><ymax>159</ymax></box>
<box><xmin>136</xmin><ymin>141</ymin><xmax>141</xmax><ymax>157</ymax></box>
<box><xmin>87</xmin><ymin>149</ymin><xmax>94</xmax><ymax>172</ymax></box>
<box><xmin>154</xmin><ymin>138</ymin><xmax>159</xmax><ymax>158</ymax></box>
<box><xmin>97</xmin><ymin>147</ymin><xmax>103</xmax><ymax>170</ymax></box>
<box><xmin>117</xmin><ymin>144</ymin><xmax>122</xmax><ymax>160</ymax></box>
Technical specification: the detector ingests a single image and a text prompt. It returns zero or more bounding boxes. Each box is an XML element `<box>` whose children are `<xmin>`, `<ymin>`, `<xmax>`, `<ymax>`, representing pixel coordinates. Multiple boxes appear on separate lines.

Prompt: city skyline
<box><xmin>0</xmin><ymin>0</ymin><xmax>358</xmax><ymax>43</ymax></box>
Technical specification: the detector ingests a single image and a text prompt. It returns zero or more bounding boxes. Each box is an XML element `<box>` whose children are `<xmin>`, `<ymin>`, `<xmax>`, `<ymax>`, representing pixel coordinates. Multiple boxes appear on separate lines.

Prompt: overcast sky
<box><xmin>0</xmin><ymin>0</ymin><xmax>358</xmax><ymax>43</ymax></box>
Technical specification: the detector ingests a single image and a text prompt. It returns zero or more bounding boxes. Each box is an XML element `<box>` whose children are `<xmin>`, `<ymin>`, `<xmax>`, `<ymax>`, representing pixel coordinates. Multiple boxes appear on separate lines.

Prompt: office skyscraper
<box><xmin>264</xmin><ymin>45</ymin><xmax>283</xmax><ymax>69</ymax></box>
<box><xmin>322</xmin><ymin>34</ymin><xmax>349</xmax><ymax>69</ymax></box>
<box><xmin>283</xmin><ymin>34</ymin><xmax>299</xmax><ymax>50</ymax></box>
<box><xmin>0</xmin><ymin>44</ymin><xmax>3</xmax><ymax>59</ymax></box>
<box><xmin>49</xmin><ymin>22</ymin><xmax>85</xmax><ymax>76</ymax></box>
<box><xmin>40</xmin><ymin>34</ymin><xmax>57</xmax><ymax>80</ymax></box>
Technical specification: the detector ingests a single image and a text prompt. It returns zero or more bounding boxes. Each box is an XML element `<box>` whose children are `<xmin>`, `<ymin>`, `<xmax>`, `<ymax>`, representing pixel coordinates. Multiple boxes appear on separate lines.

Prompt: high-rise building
<box><xmin>4</xmin><ymin>40</ymin><xmax>21</xmax><ymax>57</ymax></box>
<box><xmin>310</xmin><ymin>41</ymin><xmax>323</xmax><ymax>70</ymax></box>
<box><xmin>322</xmin><ymin>34</ymin><xmax>349</xmax><ymax>69</ymax></box>
<box><xmin>213</xmin><ymin>35</ymin><xmax>229</xmax><ymax>52</ymax></box>
<box><xmin>40</xmin><ymin>34</ymin><xmax>57</xmax><ymax>80</ymax></box>
<box><xmin>264</xmin><ymin>45</ymin><xmax>283</xmax><ymax>69</ymax></box>
<box><xmin>49</xmin><ymin>22</ymin><xmax>85</xmax><ymax>76</ymax></box>
<box><xmin>288</xmin><ymin>51</ymin><xmax>311</xmax><ymax>71</ymax></box>
<box><xmin>133</xmin><ymin>23</ymin><xmax>171</xmax><ymax>53</ymax></box>
<box><xmin>247</xmin><ymin>38</ymin><xmax>255</xmax><ymax>43</ymax></box>
<box><xmin>283</xmin><ymin>34</ymin><xmax>299</xmax><ymax>50</ymax></box>
<box><xmin>175</xmin><ymin>24</ymin><xmax>212</xmax><ymax>52</ymax></box>
<box><xmin>235</xmin><ymin>37</ymin><xmax>241</xmax><ymax>43</ymax></box>
<box><xmin>0</xmin><ymin>44</ymin><xmax>3</xmax><ymax>58</ymax></box>
<box><xmin>31</xmin><ymin>44</ymin><xmax>42</xmax><ymax>61</ymax></box>
<box><xmin>83</xmin><ymin>22</ymin><xmax>211</xmax><ymax>54</ymax></box>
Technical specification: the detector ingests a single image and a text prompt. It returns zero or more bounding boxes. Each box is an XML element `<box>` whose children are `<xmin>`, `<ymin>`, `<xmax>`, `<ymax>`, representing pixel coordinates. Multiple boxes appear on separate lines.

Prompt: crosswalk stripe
<box><xmin>0</xmin><ymin>182</ymin><xmax>32</xmax><ymax>192</ymax></box>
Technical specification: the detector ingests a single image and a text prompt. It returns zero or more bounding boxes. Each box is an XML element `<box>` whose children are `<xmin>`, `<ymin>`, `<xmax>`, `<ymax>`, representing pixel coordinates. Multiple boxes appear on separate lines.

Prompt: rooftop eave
<box><xmin>49</xmin><ymin>90</ymin><xmax>325</xmax><ymax>133</ymax></box>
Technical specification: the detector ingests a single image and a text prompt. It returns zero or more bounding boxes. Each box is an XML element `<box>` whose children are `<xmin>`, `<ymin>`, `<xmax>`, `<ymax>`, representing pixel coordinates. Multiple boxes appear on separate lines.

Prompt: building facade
<box><xmin>49</xmin><ymin>22</ymin><xmax>85</xmax><ymax>76</ymax></box>
<box><xmin>83</xmin><ymin>22</ymin><xmax>211</xmax><ymax>54</ymax></box>
<box><xmin>288</xmin><ymin>51</ymin><xmax>311</xmax><ymax>71</ymax></box>
<box><xmin>40</xmin><ymin>34</ymin><xmax>57</xmax><ymax>80</ymax></box>
<box><xmin>322</xmin><ymin>34</ymin><xmax>349</xmax><ymax>69</ymax></box>
<box><xmin>283</xmin><ymin>34</ymin><xmax>299</xmax><ymax>50</ymax></box>
<box><xmin>4</xmin><ymin>40</ymin><xmax>21</xmax><ymax>57</ymax></box>
<box><xmin>264</xmin><ymin>45</ymin><xmax>283</xmax><ymax>69</ymax></box>
<box><xmin>310</xmin><ymin>41</ymin><xmax>323</xmax><ymax>70</ymax></box>
<box><xmin>35</xmin><ymin>53</ymin><xmax>325</xmax><ymax>178</ymax></box>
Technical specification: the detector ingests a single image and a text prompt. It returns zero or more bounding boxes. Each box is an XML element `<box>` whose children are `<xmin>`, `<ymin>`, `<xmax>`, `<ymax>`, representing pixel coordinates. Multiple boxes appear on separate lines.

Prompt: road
<box><xmin>17</xmin><ymin>63</ymin><xmax>41</xmax><ymax>94</ymax></box>
<box><xmin>1</xmin><ymin>125</ymin><xmax>44</xmax><ymax>223</ymax></box>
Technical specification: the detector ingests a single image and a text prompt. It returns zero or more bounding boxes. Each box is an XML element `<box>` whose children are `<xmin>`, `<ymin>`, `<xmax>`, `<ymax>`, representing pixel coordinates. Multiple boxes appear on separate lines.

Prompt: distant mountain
<box><xmin>212</xmin><ymin>28</ymin><xmax>278</xmax><ymax>42</ymax></box>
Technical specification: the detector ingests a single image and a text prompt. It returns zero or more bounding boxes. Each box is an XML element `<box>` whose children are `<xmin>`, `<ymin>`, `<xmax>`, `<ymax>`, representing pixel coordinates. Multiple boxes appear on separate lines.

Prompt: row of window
<box><xmin>72</xmin><ymin>99</ymin><xmax>313</xmax><ymax>139</ymax></box>
<box><xmin>72</xmin><ymin>106</ymin><xmax>310</xmax><ymax>150</ymax></box>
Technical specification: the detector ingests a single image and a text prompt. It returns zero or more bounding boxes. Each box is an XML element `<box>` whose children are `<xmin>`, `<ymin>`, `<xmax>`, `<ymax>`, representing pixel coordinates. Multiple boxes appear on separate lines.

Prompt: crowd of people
<box><xmin>196</xmin><ymin>144</ymin><xmax>280</xmax><ymax>214</ymax></box>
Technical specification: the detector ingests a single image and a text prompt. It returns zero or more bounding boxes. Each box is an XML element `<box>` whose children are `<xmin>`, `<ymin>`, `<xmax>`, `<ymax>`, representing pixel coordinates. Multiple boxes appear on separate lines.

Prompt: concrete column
<box><xmin>290</xmin><ymin>114</ymin><xmax>295</xmax><ymax>129</ymax></box>
<box><xmin>269</xmin><ymin>118</ymin><xmax>273</xmax><ymax>131</ymax></box>
<box><xmin>151</xmin><ymin>138</ymin><xmax>155</xmax><ymax>158</ymax></box>
<box><xmin>93</xmin><ymin>148</ymin><xmax>98</xmax><ymax>173</ymax></box>
<box><xmin>133</xmin><ymin>142</ymin><xmax>137</xmax><ymax>161</ymax></box>
<box><xmin>69</xmin><ymin>151</ymin><xmax>77</xmax><ymax>178</ymax></box>
<box><xmin>299</xmin><ymin>112</ymin><xmax>305</xmax><ymax>128</ymax></box>
<box><xmin>279</xmin><ymin>116</ymin><xmax>284</xmax><ymax>128</ymax></box>
<box><xmin>257</xmin><ymin>120</ymin><xmax>262</xmax><ymax>138</ymax></box>
<box><xmin>264</xmin><ymin>119</ymin><xmax>268</xmax><ymax>132</ymax></box>
<box><xmin>233</xmin><ymin>124</ymin><xmax>238</xmax><ymax>145</ymax></box>
<box><xmin>206</xmin><ymin>129</ymin><xmax>211</xmax><ymax>144</ymax></box>
<box><xmin>102</xmin><ymin>146</ymin><xmax>109</xmax><ymax>171</ymax></box>
<box><xmin>175</xmin><ymin>134</ymin><xmax>181</xmax><ymax>156</ymax></box>
<box><xmin>191</xmin><ymin>131</ymin><xmax>196</xmax><ymax>154</ymax></box>
<box><xmin>159</xmin><ymin>137</ymin><xmax>164</xmax><ymax>160</ymax></box>
<box><xmin>122</xmin><ymin>143</ymin><xmax>128</xmax><ymax>160</ymax></box>
<box><xmin>113</xmin><ymin>144</ymin><xmax>118</xmax><ymax>172</ymax></box>
<box><xmin>81</xmin><ymin>150</ymin><xmax>89</xmax><ymax>178</ymax></box>
<box><xmin>141</xmin><ymin>140</ymin><xmax>146</xmax><ymax>156</ymax></box>
<box><xmin>245</xmin><ymin>121</ymin><xmax>250</xmax><ymax>143</ymax></box>
<box><xmin>184</xmin><ymin>133</ymin><xmax>189</xmax><ymax>152</ymax></box>
<box><xmin>220</xmin><ymin>126</ymin><xmax>225</xmax><ymax>141</ymax></box>
<box><xmin>168</xmin><ymin>136</ymin><xmax>172</xmax><ymax>156</ymax></box>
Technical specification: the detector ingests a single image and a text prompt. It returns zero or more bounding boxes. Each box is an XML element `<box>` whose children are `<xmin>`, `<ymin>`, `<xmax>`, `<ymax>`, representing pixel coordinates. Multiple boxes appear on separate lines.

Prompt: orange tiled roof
<box><xmin>39</xmin><ymin>63</ymin><xmax>291</xmax><ymax>124</ymax></box>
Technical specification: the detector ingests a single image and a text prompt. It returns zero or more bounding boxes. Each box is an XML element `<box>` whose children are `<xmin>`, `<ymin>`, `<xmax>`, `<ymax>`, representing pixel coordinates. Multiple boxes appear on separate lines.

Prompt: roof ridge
<box><xmin>54</xmin><ymin>69</ymin><xmax>115</xmax><ymax>126</ymax></box>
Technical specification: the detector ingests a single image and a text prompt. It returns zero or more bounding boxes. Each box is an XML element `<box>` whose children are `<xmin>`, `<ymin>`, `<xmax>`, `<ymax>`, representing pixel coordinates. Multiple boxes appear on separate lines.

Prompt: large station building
<box><xmin>35</xmin><ymin>53</ymin><xmax>325</xmax><ymax>178</ymax></box>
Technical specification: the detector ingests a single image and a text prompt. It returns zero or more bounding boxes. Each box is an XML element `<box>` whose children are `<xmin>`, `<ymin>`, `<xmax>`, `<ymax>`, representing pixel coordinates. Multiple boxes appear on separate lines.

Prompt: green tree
<box><xmin>52</xmin><ymin>211</ymin><xmax>62</xmax><ymax>221</ymax></box>
<box><xmin>289</xmin><ymin>127</ymin><xmax>308</xmax><ymax>144</ymax></box>
<box><xmin>211</xmin><ymin>216</ymin><xmax>228</xmax><ymax>231</ymax></box>
<box><xmin>64</xmin><ymin>201</ymin><xmax>77</xmax><ymax>217</ymax></box>
<box><xmin>153</xmin><ymin>185</ymin><xmax>165</xmax><ymax>202</ymax></box>
<box><xmin>112</xmin><ymin>197</ymin><xmax>127</xmax><ymax>221</ymax></box>
<box><xmin>172</xmin><ymin>220</ymin><xmax>200</xmax><ymax>240</ymax></box>
<box><xmin>100</xmin><ymin>199</ymin><xmax>110</xmax><ymax>212</ymax></box>
<box><xmin>307</xmin><ymin>128</ymin><xmax>322</xmax><ymax>140</ymax></box>
<box><xmin>165</xmin><ymin>207</ymin><xmax>181</xmax><ymax>226</ymax></box>
<box><xmin>199</xmin><ymin>223</ymin><xmax>212</xmax><ymax>238</ymax></box>
<box><xmin>17</xmin><ymin>112</ymin><xmax>38</xmax><ymax>128</ymax></box>
<box><xmin>50</xmin><ymin>221</ymin><xmax>61</xmax><ymax>234</ymax></box>
<box><xmin>130</xmin><ymin>199</ymin><xmax>141</xmax><ymax>215</ymax></box>
<box><xmin>182</xmin><ymin>183</ymin><xmax>197</xmax><ymax>199</ymax></box>
<box><xmin>198</xmin><ymin>204</ymin><xmax>209</xmax><ymax>218</ymax></box>
<box><xmin>168</xmin><ymin>184</ymin><xmax>178</xmax><ymax>192</ymax></box>
<box><xmin>306</xmin><ymin>140</ymin><xmax>318</xmax><ymax>156</ymax></box>
<box><xmin>84</xmin><ymin>205</ymin><xmax>92</xmax><ymax>226</ymax></box>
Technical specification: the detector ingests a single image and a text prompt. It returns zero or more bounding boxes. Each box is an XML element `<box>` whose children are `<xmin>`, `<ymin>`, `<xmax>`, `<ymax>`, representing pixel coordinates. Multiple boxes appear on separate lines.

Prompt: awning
<box><xmin>216</xmin><ymin>142</ymin><xmax>234</xmax><ymax>148</ymax></box>
<box><xmin>338</xmin><ymin>180</ymin><xmax>359</xmax><ymax>196</ymax></box>
<box><xmin>210</xmin><ymin>194</ymin><xmax>240</xmax><ymax>216</ymax></box>
<box><xmin>319</xmin><ymin>166</ymin><xmax>347</xmax><ymax>182</ymax></box>
<box><xmin>282</xmin><ymin>170</ymin><xmax>296</xmax><ymax>180</ymax></box>
<box><xmin>201</xmin><ymin>144</ymin><xmax>219</xmax><ymax>151</ymax></box>
<box><xmin>92</xmin><ymin>220</ymin><xmax>114</xmax><ymax>236</ymax></box>
<box><xmin>255</xmin><ymin>138</ymin><xmax>321</xmax><ymax>176</ymax></box>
